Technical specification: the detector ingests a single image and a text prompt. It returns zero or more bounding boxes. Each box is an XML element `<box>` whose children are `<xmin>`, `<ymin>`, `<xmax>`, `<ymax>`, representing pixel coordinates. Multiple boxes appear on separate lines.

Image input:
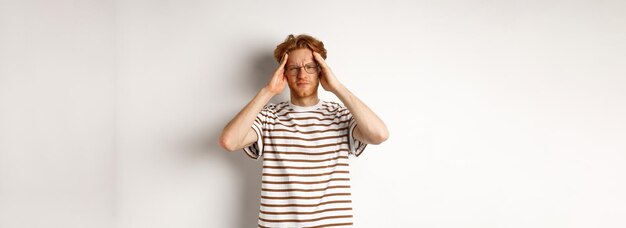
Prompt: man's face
<box><xmin>285</xmin><ymin>48</ymin><xmax>320</xmax><ymax>98</ymax></box>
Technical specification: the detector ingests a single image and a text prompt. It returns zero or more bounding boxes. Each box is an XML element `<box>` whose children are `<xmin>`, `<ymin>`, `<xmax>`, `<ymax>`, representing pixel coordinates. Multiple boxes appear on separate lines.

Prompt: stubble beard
<box><xmin>290</xmin><ymin>83</ymin><xmax>319</xmax><ymax>99</ymax></box>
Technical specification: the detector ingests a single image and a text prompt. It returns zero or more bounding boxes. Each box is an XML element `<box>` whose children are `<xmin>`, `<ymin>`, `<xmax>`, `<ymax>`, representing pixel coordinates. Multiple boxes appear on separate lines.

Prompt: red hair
<box><xmin>274</xmin><ymin>34</ymin><xmax>327</xmax><ymax>62</ymax></box>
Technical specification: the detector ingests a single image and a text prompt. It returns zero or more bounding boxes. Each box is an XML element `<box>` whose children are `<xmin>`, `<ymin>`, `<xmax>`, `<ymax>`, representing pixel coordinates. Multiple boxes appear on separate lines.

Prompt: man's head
<box><xmin>274</xmin><ymin>34</ymin><xmax>327</xmax><ymax>99</ymax></box>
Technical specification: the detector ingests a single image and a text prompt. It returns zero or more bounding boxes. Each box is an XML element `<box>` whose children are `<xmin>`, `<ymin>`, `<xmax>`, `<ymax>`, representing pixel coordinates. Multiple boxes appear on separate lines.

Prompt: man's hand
<box><xmin>313</xmin><ymin>52</ymin><xmax>344</xmax><ymax>94</ymax></box>
<box><xmin>313</xmin><ymin>52</ymin><xmax>389</xmax><ymax>145</ymax></box>
<box><xmin>265</xmin><ymin>53</ymin><xmax>289</xmax><ymax>96</ymax></box>
<box><xmin>221</xmin><ymin>54</ymin><xmax>288</xmax><ymax>152</ymax></box>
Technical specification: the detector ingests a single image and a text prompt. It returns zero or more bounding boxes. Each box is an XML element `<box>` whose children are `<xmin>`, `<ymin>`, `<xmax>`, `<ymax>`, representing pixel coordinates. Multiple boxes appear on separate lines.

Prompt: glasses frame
<box><xmin>283</xmin><ymin>63</ymin><xmax>320</xmax><ymax>76</ymax></box>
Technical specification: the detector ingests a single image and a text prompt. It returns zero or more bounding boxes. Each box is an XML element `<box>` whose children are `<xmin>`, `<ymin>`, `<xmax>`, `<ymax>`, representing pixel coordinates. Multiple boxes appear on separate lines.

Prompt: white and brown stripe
<box><xmin>244</xmin><ymin>100</ymin><xmax>367</xmax><ymax>228</ymax></box>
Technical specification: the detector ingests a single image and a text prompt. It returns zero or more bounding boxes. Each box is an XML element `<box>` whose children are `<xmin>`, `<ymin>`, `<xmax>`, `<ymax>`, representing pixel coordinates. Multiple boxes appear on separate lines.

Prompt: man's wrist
<box><xmin>260</xmin><ymin>87</ymin><xmax>277</xmax><ymax>98</ymax></box>
<box><xmin>331</xmin><ymin>84</ymin><xmax>347</xmax><ymax>95</ymax></box>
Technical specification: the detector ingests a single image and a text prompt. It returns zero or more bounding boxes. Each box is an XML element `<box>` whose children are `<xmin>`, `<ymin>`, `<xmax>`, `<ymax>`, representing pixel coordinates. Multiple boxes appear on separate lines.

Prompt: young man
<box><xmin>219</xmin><ymin>34</ymin><xmax>389</xmax><ymax>227</ymax></box>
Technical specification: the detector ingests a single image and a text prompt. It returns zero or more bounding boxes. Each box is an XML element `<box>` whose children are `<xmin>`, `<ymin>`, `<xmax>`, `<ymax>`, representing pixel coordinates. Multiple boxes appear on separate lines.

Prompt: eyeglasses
<box><xmin>284</xmin><ymin>63</ymin><xmax>320</xmax><ymax>76</ymax></box>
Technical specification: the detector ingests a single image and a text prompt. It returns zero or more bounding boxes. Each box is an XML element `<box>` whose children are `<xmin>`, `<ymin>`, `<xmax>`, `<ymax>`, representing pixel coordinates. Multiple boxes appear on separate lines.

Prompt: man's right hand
<box><xmin>265</xmin><ymin>53</ymin><xmax>288</xmax><ymax>96</ymax></box>
<box><xmin>220</xmin><ymin>54</ymin><xmax>288</xmax><ymax>152</ymax></box>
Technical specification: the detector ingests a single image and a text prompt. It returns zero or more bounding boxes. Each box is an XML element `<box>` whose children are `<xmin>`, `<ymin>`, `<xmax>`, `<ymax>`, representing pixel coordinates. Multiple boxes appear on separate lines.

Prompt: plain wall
<box><xmin>0</xmin><ymin>0</ymin><xmax>116</xmax><ymax>227</ymax></box>
<box><xmin>1</xmin><ymin>0</ymin><xmax>625</xmax><ymax>227</ymax></box>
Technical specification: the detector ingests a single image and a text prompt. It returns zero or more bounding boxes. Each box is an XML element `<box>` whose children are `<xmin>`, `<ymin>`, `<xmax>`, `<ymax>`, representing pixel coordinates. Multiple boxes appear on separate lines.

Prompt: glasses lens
<box><xmin>285</xmin><ymin>67</ymin><xmax>299</xmax><ymax>76</ymax></box>
<box><xmin>304</xmin><ymin>64</ymin><xmax>319</xmax><ymax>74</ymax></box>
<box><xmin>285</xmin><ymin>64</ymin><xmax>318</xmax><ymax>75</ymax></box>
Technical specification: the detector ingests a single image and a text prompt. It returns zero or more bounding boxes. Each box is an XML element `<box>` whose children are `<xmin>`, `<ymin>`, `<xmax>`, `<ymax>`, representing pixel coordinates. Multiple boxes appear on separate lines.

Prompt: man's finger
<box><xmin>280</xmin><ymin>53</ymin><xmax>289</xmax><ymax>66</ymax></box>
<box><xmin>313</xmin><ymin>52</ymin><xmax>325</xmax><ymax>65</ymax></box>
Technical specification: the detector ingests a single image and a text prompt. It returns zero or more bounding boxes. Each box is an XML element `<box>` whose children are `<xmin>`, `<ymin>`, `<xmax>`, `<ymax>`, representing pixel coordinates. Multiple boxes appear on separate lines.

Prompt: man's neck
<box><xmin>290</xmin><ymin>95</ymin><xmax>320</xmax><ymax>107</ymax></box>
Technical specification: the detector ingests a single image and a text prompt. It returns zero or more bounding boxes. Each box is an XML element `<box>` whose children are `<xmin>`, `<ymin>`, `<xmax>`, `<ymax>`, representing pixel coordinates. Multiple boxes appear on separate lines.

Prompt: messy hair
<box><xmin>274</xmin><ymin>34</ymin><xmax>327</xmax><ymax>62</ymax></box>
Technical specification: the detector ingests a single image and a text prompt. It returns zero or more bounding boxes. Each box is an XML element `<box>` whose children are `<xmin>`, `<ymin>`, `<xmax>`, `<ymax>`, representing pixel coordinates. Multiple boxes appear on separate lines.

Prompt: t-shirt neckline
<box><xmin>288</xmin><ymin>99</ymin><xmax>323</xmax><ymax>111</ymax></box>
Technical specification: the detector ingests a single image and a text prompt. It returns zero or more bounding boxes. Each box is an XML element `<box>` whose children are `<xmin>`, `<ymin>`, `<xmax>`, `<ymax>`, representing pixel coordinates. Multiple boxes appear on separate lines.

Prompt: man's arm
<box><xmin>219</xmin><ymin>88</ymin><xmax>274</xmax><ymax>151</ymax></box>
<box><xmin>219</xmin><ymin>54</ymin><xmax>289</xmax><ymax>152</ymax></box>
<box><xmin>334</xmin><ymin>85</ymin><xmax>389</xmax><ymax>145</ymax></box>
<box><xmin>313</xmin><ymin>52</ymin><xmax>389</xmax><ymax>145</ymax></box>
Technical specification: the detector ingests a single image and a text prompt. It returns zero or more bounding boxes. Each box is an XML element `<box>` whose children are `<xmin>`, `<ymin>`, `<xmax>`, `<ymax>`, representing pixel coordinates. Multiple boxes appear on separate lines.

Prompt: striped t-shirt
<box><xmin>243</xmin><ymin>99</ymin><xmax>367</xmax><ymax>228</ymax></box>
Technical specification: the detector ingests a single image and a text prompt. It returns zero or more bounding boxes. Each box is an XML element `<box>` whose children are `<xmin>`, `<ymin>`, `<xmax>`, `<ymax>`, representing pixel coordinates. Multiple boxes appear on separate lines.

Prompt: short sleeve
<box><xmin>242</xmin><ymin>104</ymin><xmax>274</xmax><ymax>160</ymax></box>
<box><xmin>347</xmin><ymin>112</ymin><xmax>368</xmax><ymax>157</ymax></box>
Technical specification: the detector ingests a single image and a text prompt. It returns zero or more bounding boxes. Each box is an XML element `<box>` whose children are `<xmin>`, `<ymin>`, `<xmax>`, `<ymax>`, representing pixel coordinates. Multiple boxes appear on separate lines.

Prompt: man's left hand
<box><xmin>314</xmin><ymin>52</ymin><xmax>344</xmax><ymax>94</ymax></box>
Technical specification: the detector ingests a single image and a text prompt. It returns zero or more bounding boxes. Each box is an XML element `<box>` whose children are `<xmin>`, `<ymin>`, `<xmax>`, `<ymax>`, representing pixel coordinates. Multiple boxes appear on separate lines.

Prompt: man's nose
<box><xmin>297</xmin><ymin>68</ymin><xmax>307</xmax><ymax>78</ymax></box>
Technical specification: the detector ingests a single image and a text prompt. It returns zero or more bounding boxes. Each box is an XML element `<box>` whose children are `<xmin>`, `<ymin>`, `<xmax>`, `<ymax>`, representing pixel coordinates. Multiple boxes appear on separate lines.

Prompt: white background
<box><xmin>1</xmin><ymin>0</ymin><xmax>625</xmax><ymax>227</ymax></box>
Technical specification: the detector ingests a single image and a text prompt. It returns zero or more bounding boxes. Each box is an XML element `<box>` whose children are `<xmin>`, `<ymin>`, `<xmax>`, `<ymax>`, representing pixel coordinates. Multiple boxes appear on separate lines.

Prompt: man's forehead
<box><xmin>287</xmin><ymin>56</ymin><xmax>314</xmax><ymax>64</ymax></box>
<box><xmin>288</xmin><ymin>57</ymin><xmax>313</xmax><ymax>63</ymax></box>
<box><xmin>287</xmin><ymin>49</ymin><xmax>314</xmax><ymax>63</ymax></box>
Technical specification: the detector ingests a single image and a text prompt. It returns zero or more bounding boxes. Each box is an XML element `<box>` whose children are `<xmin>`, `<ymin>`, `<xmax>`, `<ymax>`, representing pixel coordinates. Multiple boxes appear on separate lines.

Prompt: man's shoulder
<box><xmin>320</xmin><ymin>100</ymin><xmax>349</xmax><ymax>114</ymax></box>
<box><xmin>324</xmin><ymin>101</ymin><xmax>346</xmax><ymax>112</ymax></box>
<box><xmin>262</xmin><ymin>101</ymin><xmax>289</xmax><ymax>113</ymax></box>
